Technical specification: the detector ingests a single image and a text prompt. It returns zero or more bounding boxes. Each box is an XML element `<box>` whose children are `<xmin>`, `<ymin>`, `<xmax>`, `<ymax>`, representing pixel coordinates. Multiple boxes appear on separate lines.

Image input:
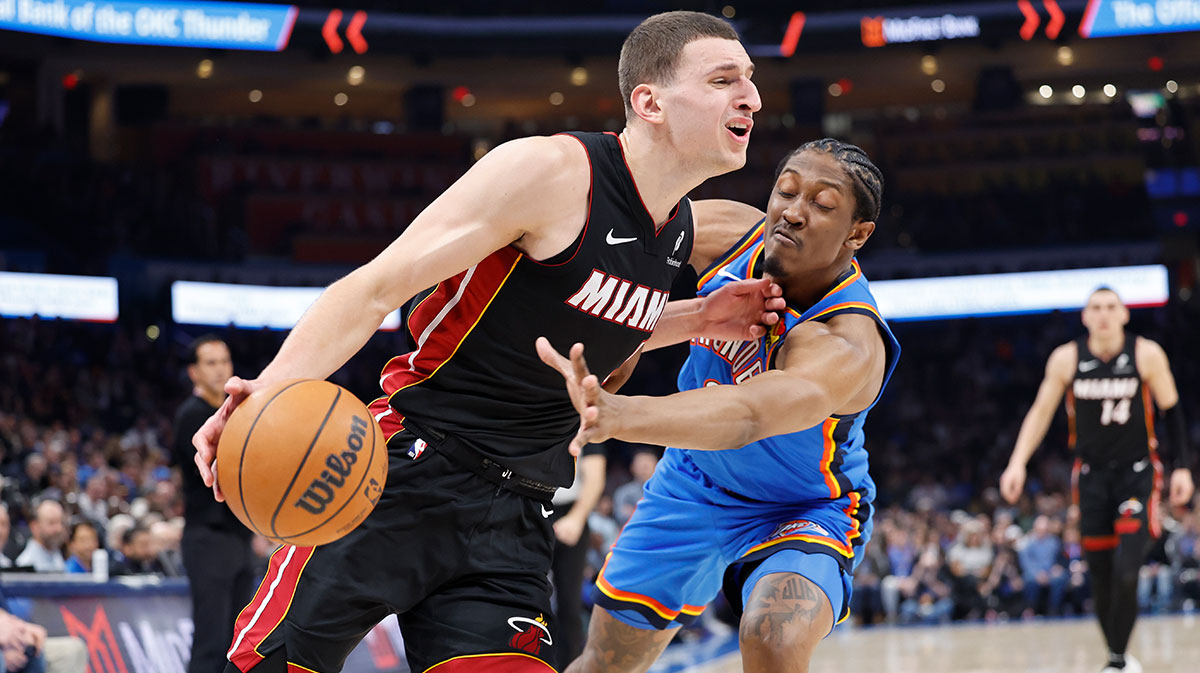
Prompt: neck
<box><xmin>195</xmin><ymin>386</ymin><xmax>225</xmax><ymax>408</ymax></box>
<box><xmin>1087</xmin><ymin>332</ymin><xmax>1124</xmax><ymax>358</ymax></box>
<box><xmin>619</xmin><ymin>126</ymin><xmax>713</xmax><ymax>225</ymax></box>
<box><xmin>779</xmin><ymin>259</ymin><xmax>854</xmax><ymax>311</ymax></box>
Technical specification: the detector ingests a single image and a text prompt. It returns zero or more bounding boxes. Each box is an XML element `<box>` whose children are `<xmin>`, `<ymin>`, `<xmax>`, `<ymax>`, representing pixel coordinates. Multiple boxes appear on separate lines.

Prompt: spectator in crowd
<box><xmin>108</xmin><ymin>525</ymin><xmax>163</xmax><ymax>576</ymax></box>
<box><xmin>150</xmin><ymin>519</ymin><xmax>185</xmax><ymax>577</ymax></box>
<box><xmin>612</xmin><ymin>450</ymin><xmax>658</xmax><ymax>525</ymax></box>
<box><xmin>0</xmin><ymin>581</ymin><xmax>87</xmax><ymax>673</ymax></box>
<box><xmin>105</xmin><ymin>513</ymin><xmax>134</xmax><ymax>555</ymax></box>
<box><xmin>898</xmin><ymin>544</ymin><xmax>955</xmax><ymax>624</ymax></box>
<box><xmin>1018</xmin><ymin>515</ymin><xmax>1067</xmax><ymax>616</ymax></box>
<box><xmin>946</xmin><ymin>519</ymin><xmax>994</xmax><ymax>619</ymax></box>
<box><xmin>14</xmin><ymin>500</ymin><xmax>65</xmax><ymax>573</ymax></box>
<box><xmin>63</xmin><ymin>521</ymin><xmax>100</xmax><ymax>575</ymax></box>
<box><xmin>75</xmin><ymin>473</ymin><xmax>111</xmax><ymax>528</ymax></box>
<box><xmin>585</xmin><ymin>494</ymin><xmax>620</xmax><ymax>576</ymax></box>
<box><xmin>1060</xmin><ymin>525</ymin><xmax>1090</xmax><ymax>615</ymax></box>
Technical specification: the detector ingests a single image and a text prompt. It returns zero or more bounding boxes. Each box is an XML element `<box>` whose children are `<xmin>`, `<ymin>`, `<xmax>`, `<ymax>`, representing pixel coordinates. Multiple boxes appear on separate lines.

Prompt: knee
<box><xmin>738</xmin><ymin>618</ymin><xmax>820</xmax><ymax>672</ymax></box>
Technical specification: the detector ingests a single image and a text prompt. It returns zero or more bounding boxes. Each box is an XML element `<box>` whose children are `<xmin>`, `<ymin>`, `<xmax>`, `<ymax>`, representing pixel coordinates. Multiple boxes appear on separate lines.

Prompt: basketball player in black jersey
<box><xmin>190</xmin><ymin>11</ymin><xmax>783</xmax><ymax>673</ymax></box>
<box><xmin>1001</xmin><ymin>287</ymin><xmax>1193</xmax><ymax>673</ymax></box>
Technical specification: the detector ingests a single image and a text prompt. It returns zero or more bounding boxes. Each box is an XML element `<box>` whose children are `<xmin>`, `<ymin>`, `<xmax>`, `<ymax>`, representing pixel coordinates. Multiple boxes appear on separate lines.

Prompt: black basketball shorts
<box><xmin>227</xmin><ymin>430</ymin><xmax>559</xmax><ymax>673</ymax></box>
<box><xmin>1073</xmin><ymin>455</ymin><xmax>1163</xmax><ymax>551</ymax></box>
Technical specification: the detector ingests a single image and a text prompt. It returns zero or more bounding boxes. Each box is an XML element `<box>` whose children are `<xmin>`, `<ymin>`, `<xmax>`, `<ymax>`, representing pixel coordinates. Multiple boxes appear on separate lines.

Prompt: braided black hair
<box><xmin>774</xmin><ymin>138</ymin><xmax>883</xmax><ymax>223</ymax></box>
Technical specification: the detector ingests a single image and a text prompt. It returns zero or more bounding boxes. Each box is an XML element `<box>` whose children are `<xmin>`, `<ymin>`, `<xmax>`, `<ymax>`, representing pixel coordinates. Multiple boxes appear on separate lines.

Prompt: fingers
<box><xmin>536</xmin><ymin>336</ymin><xmax>569</xmax><ymax>373</ymax></box>
<box><xmin>760</xmin><ymin>310</ymin><xmax>780</xmax><ymax>326</ymax></box>
<box><xmin>569</xmin><ymin>342</ymin><xmax>591</xmax><ymax>383</ymax></box>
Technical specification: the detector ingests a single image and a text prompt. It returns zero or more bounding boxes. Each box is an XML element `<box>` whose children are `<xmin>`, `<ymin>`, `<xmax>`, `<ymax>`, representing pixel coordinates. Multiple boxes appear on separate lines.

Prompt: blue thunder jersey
<box><xmin>678</xmin><ymin>220</ymin><xmax>901</xmax><ymax>505</ymax></box>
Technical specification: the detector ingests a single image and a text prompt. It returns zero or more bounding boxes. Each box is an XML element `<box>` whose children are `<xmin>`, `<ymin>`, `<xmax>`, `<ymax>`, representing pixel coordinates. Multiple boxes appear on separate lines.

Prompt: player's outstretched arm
<box><xmin>1000</xmin><ymin>342</ymin><xmax>1075</xmax><ymax>504</ymax></box>
<box><xmin>539</xmin><ymin>311</ymin><xmax>886</xmax><ymax>454</ymax></box>
<box><xmin>1138</xmin><ymin>337</ymin><xmax>1194</xmax><ymax>505</ymax></box>
<box><xmin>193</xmin><ymin>136</ymin><xmax>589</xmax><ymax>498</ymax></box>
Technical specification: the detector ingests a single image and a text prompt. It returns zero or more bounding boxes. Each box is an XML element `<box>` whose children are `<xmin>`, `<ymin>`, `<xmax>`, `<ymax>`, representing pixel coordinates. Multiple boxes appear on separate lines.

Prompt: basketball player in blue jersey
<box><xmin>1001</xmin><ymin>287</ymin><xmax>1193</xmax><ymax>673</ymax></box>
<box><xmin>540</xmin><ymin>139</ymin><xmax>900</xmax><ymax>673</ymax></box>
<box><xmin>188</xmin><ymin>12</ymin><xmax>788</xmax><ymax>673</ymax></box>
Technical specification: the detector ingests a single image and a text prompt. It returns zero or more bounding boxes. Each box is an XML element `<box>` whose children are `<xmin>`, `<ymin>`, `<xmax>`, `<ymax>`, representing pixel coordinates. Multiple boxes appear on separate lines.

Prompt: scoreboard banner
<box><xmin>1080</xmin><ymin>0</ymin><xmax>1200</xmax><ymax>37</ymax></box>
<box><xmin>0</xmin><ymin>0</ymin><xmax>297</xmax><ymax>50</ymax></box>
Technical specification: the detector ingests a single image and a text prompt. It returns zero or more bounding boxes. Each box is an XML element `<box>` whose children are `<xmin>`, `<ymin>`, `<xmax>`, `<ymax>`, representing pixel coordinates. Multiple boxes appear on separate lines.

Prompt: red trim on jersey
<box><xmin>368</xmin><ymin>396</ymin><xmax>406</xmax><ymax>443</ymax></box>
<box><xmin>603</xmin><ymin>131</ymin><xmax>679</xmax><ymax>236</ymax></box>
<box><xmin>529</xmin><ymin>134</ymin><xmax>593</xmax><ymax>267</ymax></box>
<box><xmin>1083</xmin><ymin>535</ymin><xmax>1118</xmax><ymax>551</ymax></box>
<box><xmin>1066</xmin><ymin>389</ymin><xmax>1077</xmax><ymax>449</ymax></box>
<box><xmin>379</xmin><ymin>249</ymin><xmax>522</xmax><ymax>401</ymax></box>
<box><xmin>1150</xmin><ymin>452</ymin><xmax>1164</xmax><ymax>538</ymax></box>
<box><xmin>1142</xmin><ymin>385</ymin><xmax>1158</xmax><ymax>450</ymax></box>
<box><xmin>1071</xmin><ymin>458</ymin><xmax>1081</xmax><ymax>507</ymax></box>
<box><xmin>228</xmin><ymin>545</ymin><xmax>316</xmax><ymax>671</ymax></box>
<box><xmin>422</xmin><ymin>652</ymin><xmax>558</xmax><ymax>673</ymax></box>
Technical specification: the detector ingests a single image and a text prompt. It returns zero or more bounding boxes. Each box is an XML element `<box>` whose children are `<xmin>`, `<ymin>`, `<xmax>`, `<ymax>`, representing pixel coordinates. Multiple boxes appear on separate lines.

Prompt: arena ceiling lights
<box><xmin>871</xmin><ymin>265</ymin><xmax>1170</xmax><ymax>321</ymax></box>
<box><xmin>0</xmin><ymin>271</ymin><xmax>118</xmax><ymax>321</ymax></box>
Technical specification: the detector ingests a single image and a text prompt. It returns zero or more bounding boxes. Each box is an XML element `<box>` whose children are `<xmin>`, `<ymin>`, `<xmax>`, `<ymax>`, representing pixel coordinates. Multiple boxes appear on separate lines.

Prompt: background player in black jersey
<box><xmin>1000</xmin><ymin>286</ymin><xmax>1194</xmax><ymax>673</ymax></box>
<box><xmin>190</xmin><ymin>11</ymin><xmax>786</xmax><ymax>673</ymax></box>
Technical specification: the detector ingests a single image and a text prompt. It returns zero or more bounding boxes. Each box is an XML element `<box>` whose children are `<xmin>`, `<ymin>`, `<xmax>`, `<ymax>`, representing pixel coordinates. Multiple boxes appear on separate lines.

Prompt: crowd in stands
<box><xmin>2</xmin><ymin>299</ymin><xmax>1197</xmax><ymax>633</ymax></box>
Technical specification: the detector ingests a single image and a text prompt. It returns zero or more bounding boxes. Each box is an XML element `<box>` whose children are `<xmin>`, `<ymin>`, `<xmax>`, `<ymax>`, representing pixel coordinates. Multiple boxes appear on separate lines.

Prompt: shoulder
<box><xmin>783</xmin><ymin>312</ymin><xmax>884</xmax><ymax>361</ymax></box>
<box><xmin>1046</xmin><ymin>341</ymin><xmax>1078</xmax><ymax>379</ymax></box>
<box><xmin>480</xmin><ymin>135</ymin><xmax>589</xmax><ymax>184</ymax></box>
<box><xmin>688</xmin><ymin>199</ymin><xmax>765</xmax><ymax>271</ymax></box>
<box><xmin>1135</xmin><ymin>335</ymin><xmax>1169</xmax><ymax>371</ymax></box>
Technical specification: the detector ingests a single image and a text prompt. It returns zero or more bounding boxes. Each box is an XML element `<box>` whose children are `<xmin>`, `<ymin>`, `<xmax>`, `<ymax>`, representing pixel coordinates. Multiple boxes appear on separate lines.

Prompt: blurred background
<box><xmin>1</xmin><ymin>1</ymin><xmax>1198</xmax><ymax>671</ymax></box>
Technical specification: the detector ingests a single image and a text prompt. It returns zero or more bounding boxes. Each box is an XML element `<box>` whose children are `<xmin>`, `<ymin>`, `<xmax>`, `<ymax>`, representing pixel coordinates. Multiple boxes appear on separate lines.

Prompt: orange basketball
<box><xmin>216</xmin><ymin>379</ymin><xmax>388</xmax><ymax>547</ymax></box>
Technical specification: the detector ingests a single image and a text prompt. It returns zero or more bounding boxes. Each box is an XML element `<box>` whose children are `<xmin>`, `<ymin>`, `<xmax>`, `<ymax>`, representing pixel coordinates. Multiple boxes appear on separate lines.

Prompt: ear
<box><xmin>629</xmin><ymin>83</ymin><xmax>664</xmax><ymax>125</ymax></box>
<box><xmin>846</xmin><ymin>220</ymin><xmax>875</xmax><ymax>251</ymax></box>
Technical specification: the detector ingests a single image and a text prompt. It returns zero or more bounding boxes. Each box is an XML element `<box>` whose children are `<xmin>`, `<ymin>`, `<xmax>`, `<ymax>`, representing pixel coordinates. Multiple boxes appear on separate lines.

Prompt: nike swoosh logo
<box><xmin>606</xmin><ymin>230</ymin><xmax>637</xmax><ymax>245</ymax></box>
<box><xmin>717</xmin><ymin>269</ymin><xmax>742</xmax><ymax>282</ymax></box>
<box><xmin>1079</xmin><ymin>360</ymin><xmax>1100</xmax><ymax>372</ymax></box>
<box><xmin>540</xmin><ymin>505</ymin><xmax>554</xmax><ymax>518</ymax></box>
<box><xmin>1133</xmin><ymin>459</ymin><xmax>1149</xmax><ymax>473</ymax></box>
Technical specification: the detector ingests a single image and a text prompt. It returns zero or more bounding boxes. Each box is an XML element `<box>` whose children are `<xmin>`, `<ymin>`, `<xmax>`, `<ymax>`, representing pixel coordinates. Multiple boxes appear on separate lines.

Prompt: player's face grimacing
<box><xmin>656</xmin><ymin>37</ymin><xmax>760</xmax><ymax>173</ymax></box>
<box><xmin>763</xmin><ymin>151</ymin><xmax>874</xmax><ymax>280</ymax></box>
<box><xmin>1081</xmin><ymin>290</ymin><xmax>1130</xmax><ymax>338</ymax></box>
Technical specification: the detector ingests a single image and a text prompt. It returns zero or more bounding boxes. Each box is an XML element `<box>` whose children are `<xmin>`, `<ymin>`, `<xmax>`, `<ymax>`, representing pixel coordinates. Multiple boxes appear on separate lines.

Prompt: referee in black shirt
<box><xmin>173</xmin><ymin>335</ymin><xmax>256</xmax><ymax>673</ymax></box>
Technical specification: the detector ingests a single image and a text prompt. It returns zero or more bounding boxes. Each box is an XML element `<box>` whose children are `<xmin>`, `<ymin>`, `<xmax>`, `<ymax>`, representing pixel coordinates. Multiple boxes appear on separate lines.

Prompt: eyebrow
<box><xmin>708</xmin><ymin>63</ymin><xmax>754</xmax><ymax>77</ymax></box>
<box><xmin>780</xmin><ymin>169</ymin><xmax>845</xmax><ymax>192</ymax></box>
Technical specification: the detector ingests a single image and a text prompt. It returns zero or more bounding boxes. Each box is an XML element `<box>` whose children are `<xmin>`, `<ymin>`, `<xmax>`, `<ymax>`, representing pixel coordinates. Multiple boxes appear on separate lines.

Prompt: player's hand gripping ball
<box><xmin>217</xmin><ymin>379</ymin><xmax>388</xmax><ymax>546</ymax></box>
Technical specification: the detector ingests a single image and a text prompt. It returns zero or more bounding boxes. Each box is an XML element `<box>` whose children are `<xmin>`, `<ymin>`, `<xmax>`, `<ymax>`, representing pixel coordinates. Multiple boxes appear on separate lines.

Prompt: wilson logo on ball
<box><xmin>294</xmin><ymin>415</ymin><xmax>369</xmax><ymax>515</ymax></box>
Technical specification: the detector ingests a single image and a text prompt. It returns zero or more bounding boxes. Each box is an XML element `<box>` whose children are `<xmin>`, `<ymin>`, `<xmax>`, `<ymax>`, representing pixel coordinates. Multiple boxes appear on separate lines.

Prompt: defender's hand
<box><xmin>536</xmin><ymin>338</ymin><xmax>620</xmax><ymax>455</ymax></box>
<box><xmin>1169</xmin><ymin>468</ymin><xmax>1194</xmax><ymax>507</ymax></box>
<box><xmin>697</xmin><ymin>277</ymin><xmax>785</xmax><ymax>341</ymax></box>
<box><xmin>999</xmin><ymin>464</ymin><xmax>1026</xmax><ymax>505</ymax></box>
<box><xmin>192</xmin><ymin>376</ymin><xmax>265</xmax><ymax>502</ymax></box>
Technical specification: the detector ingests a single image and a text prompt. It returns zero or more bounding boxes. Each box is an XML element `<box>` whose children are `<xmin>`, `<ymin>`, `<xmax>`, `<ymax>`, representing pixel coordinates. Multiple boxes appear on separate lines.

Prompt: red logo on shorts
<box><xmin>507</xmin><ymin>615</ymin><xmax>552</xmax><ymax>655</ymax></box>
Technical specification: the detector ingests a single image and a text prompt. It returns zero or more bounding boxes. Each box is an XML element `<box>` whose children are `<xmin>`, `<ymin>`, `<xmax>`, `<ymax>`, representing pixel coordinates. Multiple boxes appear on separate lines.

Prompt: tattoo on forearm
<box><xmin>742</xmin><ymin>573</ymin><xmax>825</xmax><ymax>647</ymax></box>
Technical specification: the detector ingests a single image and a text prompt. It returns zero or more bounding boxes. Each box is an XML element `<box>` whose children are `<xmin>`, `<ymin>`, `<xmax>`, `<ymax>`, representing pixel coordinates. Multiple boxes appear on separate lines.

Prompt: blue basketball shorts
<box><xmin>592</xmin><ymin>449</ymin><xmax>871</xmax><ymax>633</ymax></box>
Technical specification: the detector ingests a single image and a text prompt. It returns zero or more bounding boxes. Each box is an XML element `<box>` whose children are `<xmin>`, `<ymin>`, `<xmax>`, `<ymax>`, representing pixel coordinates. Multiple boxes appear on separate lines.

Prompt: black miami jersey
<box><xmin>1067</xmin><ymin>334</ymin><xmax>1156</xmax><ymax>467</ymax></box>
<box><xmin>368</xmin><ymin>132</ymin><xmax>693</xmax><ymax>487</ymax></box>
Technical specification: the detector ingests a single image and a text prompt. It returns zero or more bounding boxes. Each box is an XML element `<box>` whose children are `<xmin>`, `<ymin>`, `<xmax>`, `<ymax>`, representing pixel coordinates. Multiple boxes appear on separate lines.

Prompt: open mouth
<box><xmin>725</xmin><ymin>120</ymin><xmax>751</xmax><ymax>141</ymax></box>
